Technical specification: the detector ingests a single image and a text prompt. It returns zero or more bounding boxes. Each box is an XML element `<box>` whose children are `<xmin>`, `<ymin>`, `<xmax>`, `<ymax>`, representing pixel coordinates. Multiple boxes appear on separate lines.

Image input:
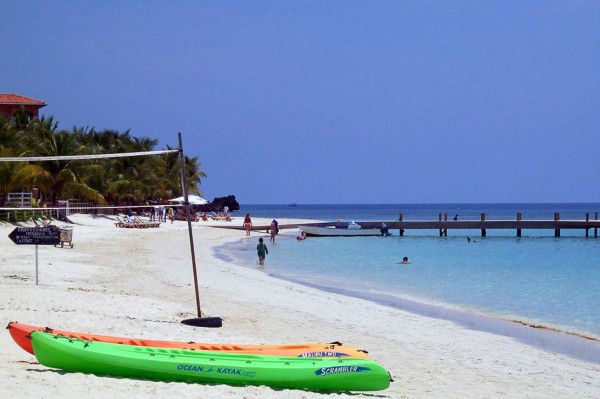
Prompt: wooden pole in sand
<box><xmin>178</xmin><ymin>133</ymin><xmax>222</xmax><ymax>328</ymax></box>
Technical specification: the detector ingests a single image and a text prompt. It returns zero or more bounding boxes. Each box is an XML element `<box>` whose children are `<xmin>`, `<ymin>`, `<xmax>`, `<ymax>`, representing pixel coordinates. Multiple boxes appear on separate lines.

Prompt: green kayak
<box><xmin>30</xmin><ymin>331</ymin><xmax>390</xmax><ymax>391</ymax></box>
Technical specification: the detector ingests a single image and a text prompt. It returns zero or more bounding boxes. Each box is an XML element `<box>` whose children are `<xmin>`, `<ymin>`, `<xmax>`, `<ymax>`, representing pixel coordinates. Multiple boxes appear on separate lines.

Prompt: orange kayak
<box><xmin>7</xmin><ymin>322</ymin><xmax>370</xmax><ymax>359</ymax></box>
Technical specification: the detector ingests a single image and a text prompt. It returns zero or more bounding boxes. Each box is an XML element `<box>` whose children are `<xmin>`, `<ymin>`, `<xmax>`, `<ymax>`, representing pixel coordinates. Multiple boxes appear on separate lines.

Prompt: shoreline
<box><xmin>274</xmin><ymin>276</ymin><xmax>600</xmax><ymax>363</ymax></box>
<box><xmin>216</xmin><ymin>236</ymin><xmax>600</xmax><ymax>364</ymax></box>
<box><xmin>1</xmin><ymin>214</ymin><xmax>600</xmax><ymax>398</ymax></box>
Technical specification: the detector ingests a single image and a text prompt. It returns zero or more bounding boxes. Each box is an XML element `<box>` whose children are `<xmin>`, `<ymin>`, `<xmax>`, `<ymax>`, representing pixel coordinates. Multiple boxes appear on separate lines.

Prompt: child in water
<box><xmin>257</xmin><ymin>237</ymin><xmax>269</xmax><ymax>266</ymax></box>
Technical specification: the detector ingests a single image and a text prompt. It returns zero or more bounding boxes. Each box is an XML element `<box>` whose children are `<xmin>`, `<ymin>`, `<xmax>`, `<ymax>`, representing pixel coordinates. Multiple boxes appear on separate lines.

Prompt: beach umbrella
<box><xmin>168</xmin><ymin>195</ymin><xmax>208</xmax><ymax>205</ymax></box>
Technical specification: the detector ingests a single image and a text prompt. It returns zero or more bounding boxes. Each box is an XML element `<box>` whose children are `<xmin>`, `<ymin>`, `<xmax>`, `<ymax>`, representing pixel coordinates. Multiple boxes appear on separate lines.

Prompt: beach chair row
<box><xmin>209</xmin><ymin>211</ymin><xmax>232</xmax><ymax>221</ymax></box>
<box><xmin>115</xmin><ymin>216</ymin><xmax>160</xmax><ymax>228</ymax></box>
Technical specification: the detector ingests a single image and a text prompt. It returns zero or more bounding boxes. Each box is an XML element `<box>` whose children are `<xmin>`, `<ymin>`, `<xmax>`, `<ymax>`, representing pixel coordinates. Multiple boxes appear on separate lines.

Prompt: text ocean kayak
<box><xmin>30</xmin><ymin>331</ymin><xmax>391</xmax><ymax>391</ymax></box>
<box><xmin>7</xmin><ymin>322</ymin><xmax>370</xmax><ymax>359</ymax></box>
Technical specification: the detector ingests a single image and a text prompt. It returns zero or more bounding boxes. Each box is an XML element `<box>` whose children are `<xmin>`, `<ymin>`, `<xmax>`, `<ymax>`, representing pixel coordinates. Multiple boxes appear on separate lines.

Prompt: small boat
<box><xmin>7</xmin><ymin>322</ymin><xmax>370</xmax><ymax>359</ymax></box>
<box><xmin>288</xmin><ymin>203</ymin><xmax>298</xmax><ymax>207</ymax></box>
<box><xmin>300</xmin><ymin>222</ymin><xmax>382</xmax><ymax>237</ymax></box>
<box><xmin>29</xmin><ymin>331</ymin><xmax>391</xmax><ymax>391</ymax></box>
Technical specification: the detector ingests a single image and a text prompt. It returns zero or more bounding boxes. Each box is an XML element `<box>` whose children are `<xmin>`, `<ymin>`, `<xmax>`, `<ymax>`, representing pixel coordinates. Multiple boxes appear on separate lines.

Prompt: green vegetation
<box><xmin>0</xmin><ymin>110</ymin><xmax>206</xmax><ymax>207</ymax></box>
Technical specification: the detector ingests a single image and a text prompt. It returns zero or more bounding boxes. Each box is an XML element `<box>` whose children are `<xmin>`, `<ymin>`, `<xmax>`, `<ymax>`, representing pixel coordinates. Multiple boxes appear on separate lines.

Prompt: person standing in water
<box><xmin>270</xmin><ymin>220</ymin><xmax>277</xmax><ymax>243</ymax></box>
<box><xmin>243</xmin><ymin>214</ymin><xmax>252</xmax><ymax>236</ymax></box>
<box><xmin>257</xmin><ymin>237</ymin><xmax>268</xmax><ymax>266</ymax></box>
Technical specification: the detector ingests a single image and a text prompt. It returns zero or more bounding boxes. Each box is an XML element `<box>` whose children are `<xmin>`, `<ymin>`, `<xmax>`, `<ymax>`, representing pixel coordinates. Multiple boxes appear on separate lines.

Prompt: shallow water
<box><xmin>220</xmin><ymin>203</ymin><xmax>600</xmax><ymax>342</ymax></box>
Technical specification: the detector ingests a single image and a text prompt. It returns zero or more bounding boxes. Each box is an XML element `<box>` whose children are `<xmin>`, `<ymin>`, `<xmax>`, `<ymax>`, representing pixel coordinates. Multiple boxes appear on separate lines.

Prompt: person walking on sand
<box><xmin>270</xmin><ymin>220</ymin><xmax>277</xmax><ymax>243</ymax></box>
<box><xmin>243</xmin><ymin>214</ymin><xmax>252</xmax><ymax>236</ymax></box>
<box><xmin>257</xmin><ymin>237</ymin><xmax>268</xmax><ymax>266</ymax></box>
<box><xmin>168</xmin><ymin>207</ymin><xmax>174</xmax><ymax>223</ymax></box>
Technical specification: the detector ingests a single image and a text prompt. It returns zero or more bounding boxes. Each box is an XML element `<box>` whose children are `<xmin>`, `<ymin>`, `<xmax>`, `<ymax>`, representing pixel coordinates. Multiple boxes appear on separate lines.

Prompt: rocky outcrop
<box><xmin>194</xmin><ymin>195</ymin><xmax>240</xmax><ymax>213</ymax></box>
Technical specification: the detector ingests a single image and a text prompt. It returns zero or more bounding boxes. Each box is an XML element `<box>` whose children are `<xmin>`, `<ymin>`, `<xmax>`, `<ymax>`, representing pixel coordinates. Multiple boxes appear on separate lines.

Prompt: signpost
<box><xmin>8</xmin><ymin>226</ymin><xmax>60</xmax><ymax>285</ymax></box>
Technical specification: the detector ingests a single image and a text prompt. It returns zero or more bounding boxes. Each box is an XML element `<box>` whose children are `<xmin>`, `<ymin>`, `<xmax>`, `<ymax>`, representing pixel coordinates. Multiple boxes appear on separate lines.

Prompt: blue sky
<box><xmin>2</xmin><ymin>1</ymin><xmax>599</xmax><ymax>204</ymax></box>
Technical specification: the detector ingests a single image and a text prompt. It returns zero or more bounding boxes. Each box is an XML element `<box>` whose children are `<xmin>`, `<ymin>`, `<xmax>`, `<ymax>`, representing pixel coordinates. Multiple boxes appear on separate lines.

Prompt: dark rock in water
<box><xmin>194</xmin><ymin>195</ymin><xmax>240</xmax><ymax>212</ymax></box>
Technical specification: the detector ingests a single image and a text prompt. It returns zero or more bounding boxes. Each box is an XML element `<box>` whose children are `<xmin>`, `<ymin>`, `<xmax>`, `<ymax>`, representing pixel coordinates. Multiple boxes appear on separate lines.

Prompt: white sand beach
<box><xmin>1</xmin><ymin>214</ymin><xmax>599</xmax><ymax>398</ymax></box>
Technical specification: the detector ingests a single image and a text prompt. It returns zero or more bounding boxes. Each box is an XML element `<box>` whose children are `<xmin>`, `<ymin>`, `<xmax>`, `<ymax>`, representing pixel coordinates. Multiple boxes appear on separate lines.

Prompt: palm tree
<box><xmin>184</xmin><ymin>155</ymin><xmax>207</xmax><ymax>195</ymax></box>
<box><xmin>0</xmin><ymin>149</ymin><xmax>49</xmax><ymax>206</ymax></box>
<box><xmin>0</xmin><ymin>116</ymin><xmax>23</xmax><ymax>152</ymax></box>
<box><xmin>11</xmin><ymin>108</ymin><xmax>33</xmax><ymax>132</ymax></box>
<box><xmin>20</xmin><ymin>116</ymin><xmax>60</xmax><ymax>155</ymax></box>
<box><xmin>33</xmin><ymin>129</ymin><xmax>106</xmax><ymax>205</ymax></box>
<box><xmin>156</xmin><ymin>146</ymin><xmax>207</xmax><ymax>199</ymax></box>
<box><xmin>1</xmin><ymin>114</ymin><xmax>208</xmax><ymax>207</ymax></box>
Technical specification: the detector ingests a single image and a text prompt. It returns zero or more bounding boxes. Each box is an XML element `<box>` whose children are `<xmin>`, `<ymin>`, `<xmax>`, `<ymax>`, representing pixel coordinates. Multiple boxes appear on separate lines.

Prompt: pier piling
<box><xmin>438</xmin><ymin>213</ymin><xmax>447</xmax><ymax>236</ymax></box>
<box><xmin>586</xmin><ymin>213</ymin><xmax>589</xmax><ymax>237</ymax></box>
<box><xmin>398</xmin><ymin>213</ymin><xmax>404</xmax><ymax>237</ymax></box>
<box><xmin>481</xmin><ymin>213</ymin><xmax>486</xmax><ymax>237</ymax></box>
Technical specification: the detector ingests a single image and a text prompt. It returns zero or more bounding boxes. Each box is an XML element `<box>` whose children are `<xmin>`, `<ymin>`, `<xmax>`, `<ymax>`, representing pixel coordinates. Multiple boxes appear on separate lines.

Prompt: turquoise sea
<box><xmin>216</xmin><ymin>203</ymin><xmax>600</xmax><ymax>362</ymax></box>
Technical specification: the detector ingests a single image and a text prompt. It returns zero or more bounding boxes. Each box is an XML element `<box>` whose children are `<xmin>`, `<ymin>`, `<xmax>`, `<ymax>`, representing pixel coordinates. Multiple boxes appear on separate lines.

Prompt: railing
<box><xmin>65</xmin><ymin>201</ymin><xmax>110</xmax><ymax>215</ymax></box>
<box><xmin>0</xmin><ymin>199</ymin><xmax>136</xmax><ymax>222</ymax></box>
<box><xmin>63</xmin><ymin>201</ymin><xmax>84</xmax><ymax>215</ymax></box>
<box><xmin>0</xmin><ymin>207</ymin><xmax>57</xmax><ymax>223</ymax></box>
<box><xmin>5</xmin><ymin>192</ymin><xmax>32</xmax><ymax>207</ymax></box>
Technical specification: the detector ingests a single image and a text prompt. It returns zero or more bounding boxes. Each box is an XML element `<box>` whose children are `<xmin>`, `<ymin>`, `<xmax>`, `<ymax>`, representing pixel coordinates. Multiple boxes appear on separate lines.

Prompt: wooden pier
<box><xmin>220</xmin><ymin>211</ymin><xmax>600</xmax><ymax>238</ymax></box>
<box><xmin>351</xmin><ymin>212</ymin><xmax>600</xmax><ymax>237</ymax></box>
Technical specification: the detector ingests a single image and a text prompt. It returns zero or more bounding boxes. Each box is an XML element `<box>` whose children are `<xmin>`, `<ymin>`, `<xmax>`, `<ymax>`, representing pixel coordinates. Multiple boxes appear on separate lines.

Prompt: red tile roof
<box><xmin>0</xmin><ymin>93</ymin><xmax>46</xmax><ymax>106</ymax></box>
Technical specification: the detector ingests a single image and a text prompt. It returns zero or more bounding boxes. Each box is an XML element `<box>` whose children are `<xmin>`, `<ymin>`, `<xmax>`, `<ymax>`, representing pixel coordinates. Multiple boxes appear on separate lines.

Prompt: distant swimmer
<box><xmin>297</xmin><ymin>231</ymin><xmax>306</xmax><ymax>241</ymax></box>
<box><xmin>399</xmin><ymin>256</ymin><xmax>409</xmax><ymax>264</ymax></box>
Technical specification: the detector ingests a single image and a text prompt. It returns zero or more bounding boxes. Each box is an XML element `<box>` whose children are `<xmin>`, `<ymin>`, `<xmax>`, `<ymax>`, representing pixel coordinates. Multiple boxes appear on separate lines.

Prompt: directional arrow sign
<box><xmin>8</xmin><ymin>226</ymin><xmax>61</xmax><ymax>245</ymax></box>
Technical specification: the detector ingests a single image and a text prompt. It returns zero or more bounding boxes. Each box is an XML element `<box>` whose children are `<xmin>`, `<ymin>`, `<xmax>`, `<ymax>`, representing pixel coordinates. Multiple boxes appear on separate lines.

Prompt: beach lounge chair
<box><xmin>38</xmin><ymin>217</ymin><xmax>53</xmax><ymax>227</ymax></box>
<box><xmin>114</xmin><ymin>216</ymin><xmax>124</xmax><ymax>228</ymax></box>
<box><xmin>210</xmin><ymin>211</ymin><xmax>232</xmax><ymax>222</ymax></box>
<box><xmin>115</xmin><ymin>215</ymin><xmax>160</xmax><ymax>228</ymax></box>
<box><xmin>115</xmin><ymin>216</ymin><xmax>134</xmax><ymax>228</ymax></box>
<box><xmin>133</xmin><ymin>216</ymin><xmax>160</xmax><ymax>228</ymax></box>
